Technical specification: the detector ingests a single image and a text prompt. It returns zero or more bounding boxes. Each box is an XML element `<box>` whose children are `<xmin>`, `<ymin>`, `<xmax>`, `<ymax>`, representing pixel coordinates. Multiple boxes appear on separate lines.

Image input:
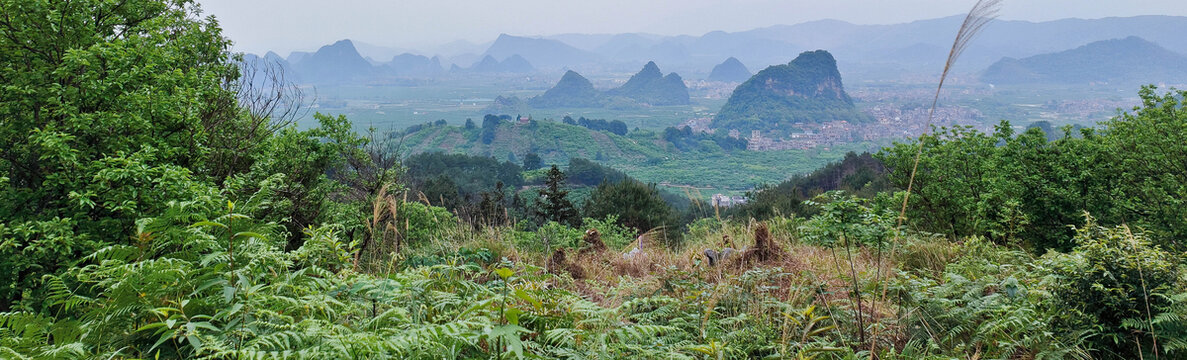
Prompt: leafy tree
<box><xmin>0</xmin><ymin>0</ymin><xmax>391</xmax><ymax>309</ymax></box>
<box><xmin>1101</xmin><ymin>86</ymin><xmax>1187</xmax><ymax>242</ymax></box>
<box><xmin>480</xmin><ymin>114</ymin><xmax>502</xmax><ymax>144</ymax></box>
<box><xmin>522</xmin><ymin>153</ymin><xmax>543</xmax><ymax>171</ymax></box>
<box><xmin>536</xmin><ymin>166</ymin><xmax>579</xmax><ymax>227</ymax></box>
<box><xmin>571</xmin><ymin>117</ymin><xmax>629</xmax><ymax>136</ymax></box>
<box><xmin>421</xmin><ymin>174</ymin><xmax>463</xmax><ymax>209</ymax></box>
<box><xmin>878</xmin><ymin>125</ymin><xmax>998</xmax><ymax>240</ymax></box>
<box><xmin>584</xmin><ymin>180</ymin><xmax>677</xmax><ymax>240</ymax></box>
<box><xmin>733</xmin><ymin>152</ymin><xmax>891</xmax><ymax>220</ymax></box>
<box><xmin>566</xmin><ymin>158</ymin><xmax>629</xmax><ymax>186</ymax></box>
<box><xmin>799</xmin><ymin>192</ymin><xmax>898</xmax><ymax>344</ymax></box>
<box><xmin>0</xmin><ymin>0</ymin><xmax>240</xmax><ymax>308</ymax></box>
<box><xmin>879</xmin><ymin>88</ymin><xmax>1187</xmax><ymax>252</ymax></box>
<box><xmin>403</xmin><ymin>152</ymin><xmax>523</xmax><ymax>209</ymax></box>
<box><xmin>476</xmin><ymin>182</ymin><xmax>510</xmax><ymax>226</ymax></box>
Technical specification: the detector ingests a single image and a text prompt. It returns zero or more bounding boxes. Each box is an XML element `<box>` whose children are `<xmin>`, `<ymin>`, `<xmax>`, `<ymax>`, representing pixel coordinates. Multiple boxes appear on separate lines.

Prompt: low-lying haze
<box><xmin>197</xmin><ymin>0</ymin><xmax>1187</xmax><ymax>55</ymax></box>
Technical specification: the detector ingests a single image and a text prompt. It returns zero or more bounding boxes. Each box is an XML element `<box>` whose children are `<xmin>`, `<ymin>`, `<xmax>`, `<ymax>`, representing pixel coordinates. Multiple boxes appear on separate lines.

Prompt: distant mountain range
<box><xmin>467</xmin><ymin>54</ymin><xmax>535</xmax><ymax>74</ymax></box>
<box><xmin>713</xmin><ymin>50</ymin><xmax>870</xmax><ymax>133</ymax></box>
<box><xmin>387</xmin><ymin>53</ymin><xmax>444</xmax><ymax>78</ymax></box>
<box><xmin>534</xmin><ymin>15</ymin><xmax>1187</xmax><ymax>75</ymax></box>
<box><xmin>253</xmin><ymin>15</ymin><xmax>1187</xmax><ymax>83</ymax></box>
<box><xmin>243</xmin><ymin>39</ymin><xmax>546</xmax><ymax>84</ymax></box>
<box><xmin>529</xmin><ymin>62</ymin><xmax>690</xmax><ymax>108</ymax></box>
<box><xmin>981</xmin><ymin>36</ymin><xmax>1187</xmax><ymax>85</ymax></box>
<box><xmin>482</xmin><ymin>34</ymin><xmax>597</xmax><ymax>69</ymax></box>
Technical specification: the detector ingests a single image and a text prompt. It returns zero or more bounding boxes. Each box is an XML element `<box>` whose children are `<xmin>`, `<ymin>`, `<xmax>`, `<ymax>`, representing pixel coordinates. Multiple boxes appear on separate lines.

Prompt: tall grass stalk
<box><xmin>868</xmin><ymin>0</ymin><xmax>1002</xmax><ymax>355</ymax></box>
<box><xmin>1125</xmin><ymin>224</ymin><xmax>1160</xmax><ymax>359</ymax></box>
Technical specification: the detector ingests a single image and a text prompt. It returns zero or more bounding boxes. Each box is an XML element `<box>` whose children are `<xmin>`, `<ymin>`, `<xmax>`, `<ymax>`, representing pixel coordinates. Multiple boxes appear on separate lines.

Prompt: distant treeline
<box><xmin>562</xmin><ymin>116</ymin><xmax>628</xmax><ymax>136</ymax></box>
<box><xmin>662</xmin><ymin>125</ymin><xmax>749</xmax><ymax>152</ymax></box>
<box><xmin>726</xmin><ymin>152</ymin><xmax>893</xmax><ymax>219</ymax></box>
<box><xmin>403</xmin><ymin>152</ymin><xmax>687</xmax><ymax>232</ymax></box>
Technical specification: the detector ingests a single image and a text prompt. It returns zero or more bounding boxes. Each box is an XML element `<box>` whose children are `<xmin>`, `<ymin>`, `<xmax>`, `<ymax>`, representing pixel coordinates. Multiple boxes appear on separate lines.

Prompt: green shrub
<box><xmin>1048</xmin><ymin>216</ymin><xmax>1181</xmax><ymax>358</ymax></box>
<box><xmin>399</xmin><ymin>201</ymin><xmax>457</xmax><ymax>246</ymax></box>
<box><xmin>581</xmin><ymin>216</ymin><xmax>638</xmax><ymax>250</ymax></box>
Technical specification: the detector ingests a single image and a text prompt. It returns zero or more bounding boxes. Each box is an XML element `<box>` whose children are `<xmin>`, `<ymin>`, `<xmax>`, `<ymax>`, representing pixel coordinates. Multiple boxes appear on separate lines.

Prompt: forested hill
<box><xmin>712</xmin><ymin>50</ymin><xmax>872</xmax><ymax>134</ymax></box>
<box><xmin>399</xmin><ymin>117</ymin><xmax>663</xmax><ymax>165</ymax></box>
<box><xmin>528</xmin><ymin>71</ymin><xmax>603</xmax><ymax>108</ymax></box>
<box><xmin>707</xmin><ymin>57</ymin><xmax>753</xmax><ymax>82</ymax></box>
<box><xmin>981</xmin><ymin>36</ymin><xmax>1187</xmax><ymax>85</ymax></box>
<box><xmin>394</xmin><ymin>115</ymin><xmax>872</xmax><ymax>189</ymax></box>
<box><xmin>604</xmin><ymin>61</ymin><xmax>691</xmax><ymax>105</ymax></box>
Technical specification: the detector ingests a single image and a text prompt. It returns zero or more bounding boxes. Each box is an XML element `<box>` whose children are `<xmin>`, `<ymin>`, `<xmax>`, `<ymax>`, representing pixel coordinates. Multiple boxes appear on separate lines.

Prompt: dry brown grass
<box><xmin>531</xmin><ymin>221</ymin><xmax>898</xmax><ymax>310</ymax></box>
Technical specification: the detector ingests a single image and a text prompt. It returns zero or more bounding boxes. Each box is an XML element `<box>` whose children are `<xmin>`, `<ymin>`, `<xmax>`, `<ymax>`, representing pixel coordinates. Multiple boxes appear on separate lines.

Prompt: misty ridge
<box><xmin>246</xmin><ymin>14</ymin><xmax>1187</xmax><ymax>86</ymax></box>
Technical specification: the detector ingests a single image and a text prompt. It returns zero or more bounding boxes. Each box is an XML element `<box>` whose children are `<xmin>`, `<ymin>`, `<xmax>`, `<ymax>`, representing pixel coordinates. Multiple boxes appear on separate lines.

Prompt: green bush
<box><xmin>399</xmin><ymin>201</ymin><xmax>457</xmax><ymax>246</ymax></box>
<box><xmin>1048</xmin><ymin>216</ymin><xmax>1181</xmax><ymax>358</ymax></box>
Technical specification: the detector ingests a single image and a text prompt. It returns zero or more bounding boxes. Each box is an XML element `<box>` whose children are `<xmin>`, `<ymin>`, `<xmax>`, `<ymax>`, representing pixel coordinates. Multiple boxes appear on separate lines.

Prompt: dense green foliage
<box><xmin>713</xmin><ymin>50</ymin><xmax>873</xmax><ymax>134</ymax></box>
<box><xmin>563</xmin><ymin>116</ymin><xmax>629</xmax><ymax>136</ymax></box>
<box><xmin>879</xmin><ymin>87</ymin><xmax>1187</xmax><ymax>252</ymax></box>
<box><xmin>522</xmin><ymin>152</ymin><xmax>543</xmax><ymax>171</ymax></box>
<box><xmin>565</xmin><ymin>157</ymin><xmax>630</xmax><ymax>186</ymax></box>
<box><xmin>3</xmin><ymin>1</ymin><xmax>1186</xmax><ymax>359</ymax></box>
<box><xmin>397</xmin><ymin>113</ymin><xmax>881</xmax><ymax>189</ymax></box>
<box><xmin>404</xmin><ymin>151</ymin><xmax>524</xmax><ymax>206</ymax></box>
<box><xmin>728</xmin><ymin>152</ymin><xmax>892</xmax><ymax>220</ymax></box>
<box><xmin>662</xmin><ymin>125</ymin><xmax>749</xmax><ymax>152</ymax></box>
<box><xmin>536</xmin><ymin>166</ymin><xmax>580</xmax><ymax>227</ymax></box>
<box><xmin>584</xmin><ymin>180</ymin><xmax>679</xmax><ymax>237</ymax></box>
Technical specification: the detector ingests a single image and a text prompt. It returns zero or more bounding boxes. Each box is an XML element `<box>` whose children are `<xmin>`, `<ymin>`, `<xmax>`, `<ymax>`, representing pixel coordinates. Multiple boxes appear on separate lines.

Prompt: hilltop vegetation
<box><xmin>713</xmin><ymin>50</ymin><xmax>873</xmax><ymax>135</ymax></box>
<box><xmin>3</xmin><ymin>1</ymin><xmax>1187</xmax><ymax>360</ymax></box>
<box><xmin>727</xmin><ymin>152</ymin><xmax>892</xmax><ymax>220</ymax></box>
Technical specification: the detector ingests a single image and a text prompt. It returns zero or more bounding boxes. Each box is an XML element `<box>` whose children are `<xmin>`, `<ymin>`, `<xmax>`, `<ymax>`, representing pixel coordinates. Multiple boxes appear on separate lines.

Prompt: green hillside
<box><xmin>713</xmin><ymin>50</ymin><xmax>872</xmax><ymax>134</ymax></box>
<box><xmin>397</xmin><ymin>118</ymin><xmax>882</xmax><ymax>190</ymax></box>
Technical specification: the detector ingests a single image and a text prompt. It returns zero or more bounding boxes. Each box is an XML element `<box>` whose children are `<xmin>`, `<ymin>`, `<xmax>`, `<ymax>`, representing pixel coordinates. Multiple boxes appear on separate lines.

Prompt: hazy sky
<box><xmin>197</xmin><ymin>0</ymin><xmax>1187</xmax><ymax>55</ymax></box>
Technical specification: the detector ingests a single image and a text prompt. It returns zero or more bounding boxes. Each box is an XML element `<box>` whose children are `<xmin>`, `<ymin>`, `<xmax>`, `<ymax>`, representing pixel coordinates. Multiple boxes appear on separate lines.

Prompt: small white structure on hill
<box><xmin>711</xmin><ymin>194</ymin><xmax>747</xmax><ymax>208</ymax></box>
